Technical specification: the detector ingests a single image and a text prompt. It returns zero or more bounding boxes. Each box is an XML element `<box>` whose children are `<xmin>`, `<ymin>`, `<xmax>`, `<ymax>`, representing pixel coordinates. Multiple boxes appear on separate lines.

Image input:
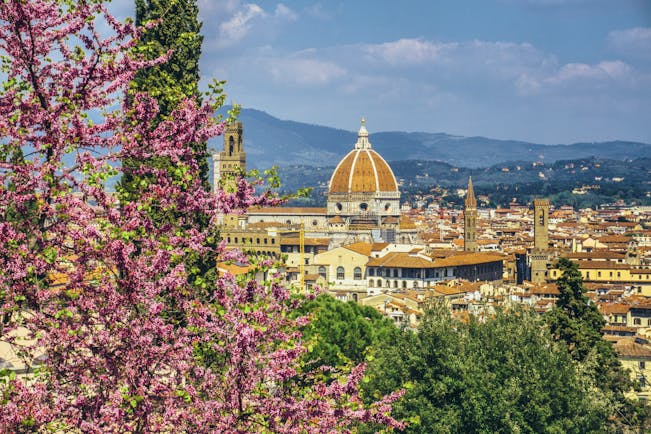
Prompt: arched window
<box><xmin>228</xmin><ymin>136</ymin><xmax>234</xmax><ymax>155</ymax></box>
<box><xmin>385</xmin><ymin>280</ymin><xmax>390</xmax><ymax>288</ymax></box>
<box><xmin>393</xmin><ymin>281</ymin><xmax>398</xmax><ymax>288</ymax></box>
<box><xmin>336</xmin><ymin>266</ymin><xmax>345</xmax><ymax>280</ymax></box>
<box><xmin>634</xmin><ymin>318</ymin><xmax>641</xmax><ymax>326</ymax></box>
<box><xmin>369</xmin><ymin>279</ymin><xmax>375</xmax><ymax>288</ymax></box>
<box><xmin>353</xmin><ymin>267</ymin><xmax>362</xmax><ymax>280</ymax></box>
<box><xmin>376</xmin><ymin>279</ymin><xmax>382</xmax><ymax>287</ymax></box>
<box><xmin>402</xmin><ymin>281</ymin><xmax>407</xmax><ymax>288</ymax></box>
<box><xmin>318</xmin><ymin>266</ymin><xmax>326</xmax><ymax>279</ymax></box>
<box><xmin>413</xmin><ymin>281</ymin><xmax>419</xmax><ymax>289</ymax></box>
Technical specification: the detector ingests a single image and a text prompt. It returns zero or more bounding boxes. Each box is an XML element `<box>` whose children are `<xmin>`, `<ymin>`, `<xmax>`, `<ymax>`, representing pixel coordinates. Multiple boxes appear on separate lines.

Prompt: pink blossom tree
<box><xmin>0</xmin><ymin>1</ymin><xmax>402</xmax><ymax>432</ymax></box>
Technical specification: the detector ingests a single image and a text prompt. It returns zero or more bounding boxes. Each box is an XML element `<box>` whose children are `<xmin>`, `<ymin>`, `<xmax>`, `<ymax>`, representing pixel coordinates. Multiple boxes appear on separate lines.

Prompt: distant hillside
<box><xmin>212</xmin><ymin>107</ymin><xmax>651</xmax><ymax>169</ymax></box>
<box><xmin>276</xmin><ymin>157</ymin><xmax>651</xmax><ymax>208</ymax></box>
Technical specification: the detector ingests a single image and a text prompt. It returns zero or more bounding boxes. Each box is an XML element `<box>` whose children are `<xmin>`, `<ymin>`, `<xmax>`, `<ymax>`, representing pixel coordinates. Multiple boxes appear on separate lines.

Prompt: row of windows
<box><xmin>551</xmin><ymin>270</ymin><xmax>651</xmax><ymax>280</ymax></box>
<box><xmin>368</xmin><ymin>267</ymin><xmax>448</xmax><ymax>279</ymax></box>
<box><xmin>334</xmin><ymin>266</ymin><xmax>363</xmax><ymax>280</ymax></box>
<box><xmin>368</xmin><ymin>279</ymin><xmax>420</xmax><ymax>289</ymax></box>
<box><xmin>227</xmin><ymin>237</ymin><xmax>276</xmax><ymax>245</ymax></box>
<box><xmin>282</xmin><ymin>220</ymin><xmax>320</xmax><ymax>226</ymax></box>
<box><xmin>633</xmin><ymin>318</ymin><xmax>651</xmax><ymax>326</ymax></box>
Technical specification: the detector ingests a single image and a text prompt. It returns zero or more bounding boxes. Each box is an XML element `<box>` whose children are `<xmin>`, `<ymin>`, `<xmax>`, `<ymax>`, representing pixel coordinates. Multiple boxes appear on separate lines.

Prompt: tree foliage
<box><xmin>0</xmin><ymin>1</ymin><xmax>401</xmax><ymax>432</ymax></box>
<box><xmin>294</xmin><ymin>294</ymin><xmax>397</xmax><ymax>371</ymax></box>
<box><xmin>545</xmin><ymin>258</ymin><xmax>636</xmax><ymax>427</ymax></box>
<box><xmin>363</xmin><ymin>305</ymin><xmax>610</xmax><ymax>433</ymax></box>
<box><xmin>120</xmin><ymin>0</ymin><xmax>210</xmax><ymax>200</ymax></box>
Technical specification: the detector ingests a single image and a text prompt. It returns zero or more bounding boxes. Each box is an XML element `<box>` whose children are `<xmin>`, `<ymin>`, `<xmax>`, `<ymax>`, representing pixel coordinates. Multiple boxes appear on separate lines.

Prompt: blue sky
<box><xmin>112</xmin><ymin>0</ymin><xmax>651</xmax><ymax>144</ymax></box>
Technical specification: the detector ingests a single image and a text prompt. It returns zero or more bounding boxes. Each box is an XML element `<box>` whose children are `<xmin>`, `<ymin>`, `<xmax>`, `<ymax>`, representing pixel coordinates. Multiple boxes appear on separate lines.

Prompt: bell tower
<box><xmin>530</xmin><ymin>198</ymin><xmax>550</xmax><ymax>283</ymax></box>
<box><xmin>533</xmin><ymin>198</ymin><xmax>550</xmax><ymax>252</ymax></box>
<box><xmin>212</xmin><ymin>121</ymin><xmax>246</xmax><ymax>192</ymax></box>
<box><xmin>464</xmin><ymin>177</ymin><xmax>478</xmax><ymax>252</ymax></box>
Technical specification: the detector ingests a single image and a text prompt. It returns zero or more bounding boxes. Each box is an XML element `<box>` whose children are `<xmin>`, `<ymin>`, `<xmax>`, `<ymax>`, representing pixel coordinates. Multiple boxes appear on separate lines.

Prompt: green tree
<box><xmin>294</xmin><ymin>294</ymin><xmax>396</xmax><ymax>371</ymax></box>
<box><xmin>133</xmin><ymin>0</ymin><xmax>202</xmax><ymax>118</ymax></box>
<box><xmin>121</xmin><ymin>0</ymin><xmax>211</xmax><ymax>199</ymax></box>
<box><xmin>545</xmin><ymin>258</ymin><xmax>637</xmax><ymax>427</ymax></box>
<box><xmin>363</xmin><ymin>304</ymin><xmax>608</xmax><ymax>433</ymax></box>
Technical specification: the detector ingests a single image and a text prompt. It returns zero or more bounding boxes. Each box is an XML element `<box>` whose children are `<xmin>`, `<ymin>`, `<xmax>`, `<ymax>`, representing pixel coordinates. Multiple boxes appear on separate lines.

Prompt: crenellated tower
<box><xmin>212</xmin><ymin>121</ymin><xmax>246</xmax><ymax>192</ymax></box>
<box><xmin>530</xmin><ymin>198</ymin><xmax>550</xmax><ymax>283</ymax></box>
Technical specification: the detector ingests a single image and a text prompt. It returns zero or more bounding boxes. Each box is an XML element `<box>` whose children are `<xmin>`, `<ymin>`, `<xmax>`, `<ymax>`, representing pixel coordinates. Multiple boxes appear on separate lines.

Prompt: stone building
<box><xmin>228</xmin><ymin>119</ymin><xmax>419</xmax><ymax>249</ymax></box>
<box><xmin>529</xmin><ymin>198</ymin><xmax>551</xmax><ymax>283</ymax></box>
<box><xmin>211</xmin><ymin>121</ymin><xmax>246</xmax><ymax>192</ymax></box>
<box><xmin>464</xmin><ymin>177</ymin><xmax>478</xmax><ymax>252</ymax></box>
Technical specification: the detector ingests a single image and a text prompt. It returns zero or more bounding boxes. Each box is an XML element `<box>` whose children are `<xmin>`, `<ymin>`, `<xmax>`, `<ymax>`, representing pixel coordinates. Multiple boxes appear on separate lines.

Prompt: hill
<box><xmin>276</xmin><ymin>157</ymin><xmax>651</xmax><ymax>209</ymax></box>
<box><xmin>212</xmin><ymin>107</ymin><xmax>651</xmax><ymax>169</ymax></box>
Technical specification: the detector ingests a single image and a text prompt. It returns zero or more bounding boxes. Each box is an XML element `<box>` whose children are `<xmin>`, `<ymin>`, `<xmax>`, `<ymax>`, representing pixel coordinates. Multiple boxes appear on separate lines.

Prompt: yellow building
<box><xmin>312</xmin><ymin>242</ymin><xmax>377</xmax><ymax>302</ymax></box>
<box><xmin>547</xmin><ymin>261</ymin><xmax>651</xmax><ymax>296</ymax></box>
<box><xmin>613</xmin><ymin>337</ymin><xmax>651</xmax><ymax>400</ymax></box>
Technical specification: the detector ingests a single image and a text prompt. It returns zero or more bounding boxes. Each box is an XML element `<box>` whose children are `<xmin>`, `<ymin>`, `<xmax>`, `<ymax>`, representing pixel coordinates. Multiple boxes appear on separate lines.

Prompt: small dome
<box><xmin>328</xmin><ymin>119</ymin><xmax>398</xmax><ymax>194</ymax></box>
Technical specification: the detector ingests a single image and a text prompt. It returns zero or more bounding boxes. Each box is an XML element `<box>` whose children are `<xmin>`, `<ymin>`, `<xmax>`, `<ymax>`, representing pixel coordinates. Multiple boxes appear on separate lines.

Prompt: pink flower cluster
<box><xmin>0</xmin><ymin>1</ymin><xmax>402</xmax><ymax>432</ymax></box>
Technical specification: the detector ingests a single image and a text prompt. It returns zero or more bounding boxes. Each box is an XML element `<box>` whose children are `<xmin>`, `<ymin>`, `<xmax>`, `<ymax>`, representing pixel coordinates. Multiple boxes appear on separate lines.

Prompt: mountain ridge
<box><xmin>211</xmin><ymin>107</ymin><xmax>651</xmax><ymax>169</ymax></box>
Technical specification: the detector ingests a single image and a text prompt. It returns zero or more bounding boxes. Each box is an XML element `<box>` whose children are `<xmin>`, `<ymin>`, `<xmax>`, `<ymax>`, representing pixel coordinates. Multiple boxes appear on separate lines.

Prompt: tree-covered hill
<box><xmin>275</xmin><ymin>157</ymin><xmax>651</xmax><ymax>208</ymax></box>
<box><xmin>214</xmin><ymin>107</ymin><xmax>651</xmax><ymax>169</ymax></box>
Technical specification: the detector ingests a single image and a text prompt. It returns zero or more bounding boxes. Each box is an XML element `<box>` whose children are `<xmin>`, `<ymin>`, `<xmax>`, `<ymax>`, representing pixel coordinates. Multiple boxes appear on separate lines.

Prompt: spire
<box><xmin>354</xmin><ymin>116</ymin><xmax>371</xmax><ymax>149</ymax></box>
<box><xmin>465</xmin><ymin>176</ymin><xmax>476</xmax><ymax>208</ymax></box>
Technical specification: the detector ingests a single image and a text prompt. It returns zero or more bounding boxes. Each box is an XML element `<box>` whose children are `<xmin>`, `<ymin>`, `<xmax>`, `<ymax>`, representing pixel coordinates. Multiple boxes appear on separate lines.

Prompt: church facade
<box><xmin>214</xmin><ymin>119</ymin><xmax>419</xmax><ymax>250</ymax></box>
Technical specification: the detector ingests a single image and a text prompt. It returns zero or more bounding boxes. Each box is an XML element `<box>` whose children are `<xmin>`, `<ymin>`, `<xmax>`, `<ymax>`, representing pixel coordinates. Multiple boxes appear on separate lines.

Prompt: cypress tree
<box><xmin>121</xmin><ymin>0</ymin><xmax>210</xmax><ymax>198</ymax></box>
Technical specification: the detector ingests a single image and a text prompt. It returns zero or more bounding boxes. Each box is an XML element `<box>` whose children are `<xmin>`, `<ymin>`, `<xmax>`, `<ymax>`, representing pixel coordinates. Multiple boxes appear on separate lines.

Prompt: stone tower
<box><xmin>464</xmin><ymin>177</ymin><xmax>478</xmax><ymax>252</ymax></box>
<box><xmin>530</xmin><ymin>198</ymin><xmax>550</xmax><ymax>283</ymax></box>
<box><xmin>212</xmin><ymin>121</ymin><xmax>246</xmax><ymax>192</ymax></box>
<box><xmin>533</xmin><ymin>198</ymin><xmax>550</xmax><ymax>252</ymax></box>
<box><xmin>626</xmin><ymin>239</ymin><xmax>641</xmax><ymax>266</ymax></box>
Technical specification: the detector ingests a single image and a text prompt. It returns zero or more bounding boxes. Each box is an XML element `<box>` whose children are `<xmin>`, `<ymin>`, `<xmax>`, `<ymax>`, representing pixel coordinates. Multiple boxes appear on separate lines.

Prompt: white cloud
<box><xmin>364</xmin><ymin>39</ymin><xmax>452</xmax><ymax>65</ymax></box>
<box><xmin>304</xmin><ymin>3</ymin><xmax>337</xmax><ymax>20</ymax></box>
<box><xmin>203</xmin><ymin>1</ymin><xmax>298</xmax><ymax>49</ymax></box>
<box><xmin>516</xmin><ymin>60</ymin><xmax>645</xmax><ymax>96</ymax></box>
<box><xmin>608</xmin><ymin>27</ymin><xmax>651</xmax><ymax>60</ymax></box>
<box><xmin>217</xmin><ymin>3</ymin><xmax>265</xmax><ymax>48</ymax></box>
<box><xmin>501</xmin><ymin>0</ymin><xmax>598</xmax><ymax>5</ymax></box>
<box><xmin>361</xmin><ymin>38</ymin><xmax>553</xmax><ymax>84</ymax></box>
<box><xmin>274</xmin><ymin>4</ymin><xmax>297</xmax><ymax>21</ymax></box>
<box><xmin>268</xmin><ymin>57</ymin><xmax>346</xmax><ymax>85</ymax></box>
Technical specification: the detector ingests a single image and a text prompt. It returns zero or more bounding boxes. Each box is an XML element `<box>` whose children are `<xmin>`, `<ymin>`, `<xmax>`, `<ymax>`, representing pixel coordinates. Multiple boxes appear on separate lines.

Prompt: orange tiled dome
<box><xmin>328</xmin><ymin>119</ymin><xmax>398</xmax><ymax>194</ymax></box>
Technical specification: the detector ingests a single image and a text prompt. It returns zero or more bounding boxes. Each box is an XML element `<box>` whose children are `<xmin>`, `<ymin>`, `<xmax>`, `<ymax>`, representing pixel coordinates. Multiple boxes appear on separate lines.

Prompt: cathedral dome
<box><xmin>328</xmin><ymin>119</ymin><xmax>398</xmax><ymax>194</ymax></box>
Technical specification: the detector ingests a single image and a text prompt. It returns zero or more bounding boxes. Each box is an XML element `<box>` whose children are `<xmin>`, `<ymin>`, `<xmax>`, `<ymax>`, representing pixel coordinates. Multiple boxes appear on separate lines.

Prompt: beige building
<box><xmin>229</xmin><ymin>119</ymin><xmax>419</xmax><ymax>249</ymax></box>
<box><xmin>312</xmin><ymin>242</ymin><xmax>375</xmax><ymax>301</ymax></box>
<box><xmin>613</xmin><ymin>337</ymin><xmax>651</xmax><ymax>400</ymax></box>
